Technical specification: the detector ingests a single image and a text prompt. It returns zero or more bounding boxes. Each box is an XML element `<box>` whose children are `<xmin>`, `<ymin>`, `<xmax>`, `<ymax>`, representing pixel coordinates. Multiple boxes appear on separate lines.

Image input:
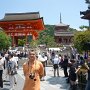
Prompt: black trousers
<box><xmin>0</xmin><ymin>70</ymin><xmax>3</xmax><ymax>88</ymax></box>
<box><xmin>63</xmin><ymin>66</ymin><xmax>68</xmax><ymax>77</ymax></box>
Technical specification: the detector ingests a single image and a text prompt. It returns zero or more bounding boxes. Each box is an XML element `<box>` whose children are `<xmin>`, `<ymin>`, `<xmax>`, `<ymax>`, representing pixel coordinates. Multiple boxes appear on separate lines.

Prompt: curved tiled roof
<box><xmin>0</xmin><ymin>12</ymin><xmax>40</xmax><ymax>21</ymax></box>
<box><xmin>55</xmin><ymin>23</ymin><xmax>69</xmax><ymax>27</ymax></box>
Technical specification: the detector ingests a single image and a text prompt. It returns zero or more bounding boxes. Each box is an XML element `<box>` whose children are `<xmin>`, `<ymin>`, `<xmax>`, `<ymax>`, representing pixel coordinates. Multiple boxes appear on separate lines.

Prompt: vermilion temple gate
<box><xmin>0</xmin><ymin>12</ymin><xmax>45</xmax><ymax>46</ymax></box>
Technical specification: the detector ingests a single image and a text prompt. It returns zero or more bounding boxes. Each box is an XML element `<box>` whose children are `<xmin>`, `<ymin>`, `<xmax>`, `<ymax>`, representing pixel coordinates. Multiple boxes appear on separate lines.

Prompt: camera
<box><xmin>29</xmin><ymin>73</ymin><xmax>35</xmax><ymax>79</ymax></box>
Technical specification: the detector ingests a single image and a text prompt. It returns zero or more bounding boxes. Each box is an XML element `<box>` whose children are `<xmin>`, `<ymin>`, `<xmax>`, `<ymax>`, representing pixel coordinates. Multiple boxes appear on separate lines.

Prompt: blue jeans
<box><xmin>85</xmin><ymin>80</ymin><xmax>90</xmax><ymax>90</ymax></box>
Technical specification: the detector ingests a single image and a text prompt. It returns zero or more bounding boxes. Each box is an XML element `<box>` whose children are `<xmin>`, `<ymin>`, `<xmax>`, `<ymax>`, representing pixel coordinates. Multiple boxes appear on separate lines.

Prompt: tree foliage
<box><xmin>30</xmin><ymin>40</ymin><xmax>39</xmax><ymax>48</ymax></box>
<box><xmin>18</xmin><ymin>39</ymin><xmax>26</xmax><ymax>46</ymax></box>
<box><xmin>74</xmin><ymin>30</ymin><xmax>90</xmax><ymax>53</ymax></box>
<box><xmin>38</xmin><ymin>25</ymin><xmax>55</xmax><ymax>46</ymax></box>
<box><xmin>69</xmin><ymin>27</ymin><xmax>77</xmax><ymax>32</ymax></box>
<box><xmin>0</xmin><ymin>31</ymin><xmax>11</xmax><ymax>50</ymax></box>
<box><xmin>79</xmin><ymin>25</ymin><xmax>89</xmax><ymax>31</ymax></box>
<box><xmin>39</xmin><ymin>35</ymin><xmax>57</xmax><ymax>47</ymax></box>
<box><xmin>39</xmin><ymin>25</ymin><xmax>55</xmax><ymax>39</ymax></box>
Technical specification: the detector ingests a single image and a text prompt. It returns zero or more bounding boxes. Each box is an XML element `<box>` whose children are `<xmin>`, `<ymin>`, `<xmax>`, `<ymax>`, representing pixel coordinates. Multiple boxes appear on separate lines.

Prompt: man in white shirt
<box><xmin>53</xmin><ymin>55</ymin><xmax>60</xmax><ymax>77</ymax></box>
<box><xmin>13</xmin><ymin>53</ymin><xmax>18</xmax><ymax>69</ymax></box>
<box><xmin>38</xmin><ymin>53</ymin><xmax>46</xmax><ymax>81</ymax></box>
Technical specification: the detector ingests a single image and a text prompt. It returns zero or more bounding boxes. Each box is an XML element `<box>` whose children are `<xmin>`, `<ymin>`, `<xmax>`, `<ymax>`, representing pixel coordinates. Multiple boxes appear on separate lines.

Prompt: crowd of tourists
<box><xmin>45</xmin><ymin>50</ymin><xmax>90</xmax><ymax>90</ymax></box>
<box><xmin>0</xmin><ymin>48</ymin><xmax>90</xmax><ymax>90</ymax></box>
<box><xmin>0</xmin><ymin>50</ymin><xmax>18</xmax><ymax>90</ymax></box>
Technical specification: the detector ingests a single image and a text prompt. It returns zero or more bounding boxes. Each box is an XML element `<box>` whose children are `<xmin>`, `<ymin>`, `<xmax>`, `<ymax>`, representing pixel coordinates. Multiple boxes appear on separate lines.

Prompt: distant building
<box><xmin>80</xmin><ymin>10</ymin><xmax>90</xmax><ymax>20</ymax></box>
<box><xmin>54</xmin><ymin>14</ymin><xmax>74</xmax><ymax>45</ymax></box>
<box><xmin>0</xmin><ymin>12</ymin><xmax>45</xmax><ymax>46</ymax></box>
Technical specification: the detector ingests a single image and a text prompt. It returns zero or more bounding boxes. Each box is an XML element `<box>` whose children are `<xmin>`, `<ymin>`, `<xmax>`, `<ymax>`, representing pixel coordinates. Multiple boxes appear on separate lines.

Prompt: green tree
<box><xmin>30</xmin><ymin>40</ymin><xmax>39</xmax><ymax>48</ymax></box>
<box><xmin>0</xmin><ymin>31</ymin><xmax>11</xmax><ymax>50</ymax></box>
<box><xmin>74</xmin><ymin>30</ymin><xmax>90</xmax><ymax>53</ymax></box>
<box><xmin>18</xmin><ymin>39</ymin><xmax>26</xmax><ymax>46</ymax></box>
<box><xmin>39</xmin><ymin>25</ymin><xmax>54</xmax><ymax>39</ymax></box>
<box><xmin>79</xmin><ymin>25</ymin><xmax>89</xmax><ymax>31</ymax></box>
<box><xmin>38</xmin><ymin>35</ymin><xmax>57</xmax><ymax>47</ymax></box>
<box><xmin>46</xmin><ymin>36</ymin><xmax>57</xmax><ymax>47</ymax></box>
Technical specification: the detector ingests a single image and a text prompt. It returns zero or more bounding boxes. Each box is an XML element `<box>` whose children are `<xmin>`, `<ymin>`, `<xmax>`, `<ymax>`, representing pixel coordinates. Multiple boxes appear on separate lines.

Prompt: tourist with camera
<box><xmin>23</xmin><ymin>50</ymin><xmax>44</xmax><ymax>90</ymax></box>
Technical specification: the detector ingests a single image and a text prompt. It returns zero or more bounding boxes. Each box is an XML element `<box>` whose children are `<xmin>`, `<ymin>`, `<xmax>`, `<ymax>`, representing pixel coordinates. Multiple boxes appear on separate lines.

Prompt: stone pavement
<box><xmin>2</xmin><ymin>66</ymin><xmax>70</xmax><ymax>90</ymax></box>
<box><xmin>2</xmin><ymin>71</ymin><xmax>24</xmax><ymax>90</ymax></box>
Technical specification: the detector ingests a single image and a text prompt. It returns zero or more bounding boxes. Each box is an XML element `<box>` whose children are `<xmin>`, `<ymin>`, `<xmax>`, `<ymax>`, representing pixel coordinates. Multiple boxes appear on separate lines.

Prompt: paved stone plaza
<box><xmin>3</xmin><ymin>67</ymin><xmax>70</xmax><ymax>90</ymax></box>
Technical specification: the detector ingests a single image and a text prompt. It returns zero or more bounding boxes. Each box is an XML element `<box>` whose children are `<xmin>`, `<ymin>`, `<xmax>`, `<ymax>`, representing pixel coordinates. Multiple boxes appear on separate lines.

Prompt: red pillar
<box><xmin>25</xmin><ymin>33</ymin><xmax>28</xmax><ymax>45</ymax></box>
<box><xmin>32</xmin><ymin>35</ymin><xmax>36</xmax><ymax>40</ymax></box>
<box><xmin>12</xmin><ymin>33</ymin><xmax>15</xmax><ymax>46</ymax></box>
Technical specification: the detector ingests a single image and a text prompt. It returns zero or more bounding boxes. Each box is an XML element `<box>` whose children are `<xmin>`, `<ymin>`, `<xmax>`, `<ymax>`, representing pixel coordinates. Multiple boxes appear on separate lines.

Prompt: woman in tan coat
<box><xmin>23</xmin><ymin>50</ymin><xmax>44</xmax><ymax>90</ymax></box>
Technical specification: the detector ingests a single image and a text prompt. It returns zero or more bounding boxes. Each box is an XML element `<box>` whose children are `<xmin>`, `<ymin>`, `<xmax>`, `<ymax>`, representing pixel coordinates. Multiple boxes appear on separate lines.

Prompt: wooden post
<box><xmin>12</xmin><ymin>33</ymin><xmax>15</xmax><ymax>46</ymax></box>
<box><xmin>25</xmin><ymin>33</ymin><xmax>28</xmax><ymax>45</ymax></box>
<box><xmin>32</xmin><ymin>35</ymin><xmax>36</xmax><ymax>40</ymax></box>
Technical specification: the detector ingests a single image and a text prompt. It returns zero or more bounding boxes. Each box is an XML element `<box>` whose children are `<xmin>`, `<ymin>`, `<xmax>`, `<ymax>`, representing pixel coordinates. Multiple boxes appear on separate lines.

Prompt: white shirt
<box><xmin>53</xmin><ymin>57</ymin><xmax>60</xmax><ymax>64</ymax></box>
<box><xmin>38</xmin><ymin>55</ymin><xmax>46</xmax><ymax>62</ymax></box>
<box><xmin>0</xmin><ymin>58</ymin><xmax>4</xmax><ymax>70</ymax></box>
<box><xmin>44</xmin><ymin>56</ymin><xmax>48</xmax><ymax>61</ymax></box>
<box><xmin>4</xmin><ymin>53</ymin><xmax>9</xmax><ymax>58</ymax></box>
<box><xmin>8</xmin><ymin>58</ymin><xmax>17</xmax><ymax>70</ymax></box>
<box><xmin>12</xmin><ymin>56</ymin><xmax>18</xmax><ymax>67</ymax></box>
<box><xmin>59</xmin><ymin>56</ymin><xmax>61</xmax><ymax>62</ymax></box>
<box><xmin>16</xmin><ymin>51</ymin><xmax>20</xmax><ymax>55</ymax></box>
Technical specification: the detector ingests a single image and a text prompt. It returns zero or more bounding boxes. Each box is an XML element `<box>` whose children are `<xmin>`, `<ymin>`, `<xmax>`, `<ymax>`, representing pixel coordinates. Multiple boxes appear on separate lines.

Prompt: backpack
<box><xmin>8</xmin><ymin>60</ymin><xmax>17</xmax><ymax>75</ymax></box>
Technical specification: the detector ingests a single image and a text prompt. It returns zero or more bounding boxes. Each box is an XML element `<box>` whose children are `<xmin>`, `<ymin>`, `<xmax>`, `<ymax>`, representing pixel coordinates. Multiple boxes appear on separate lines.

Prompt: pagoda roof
<box><xmin>81</xmin><ymin>10</ymin><xmax>90</xmax><ymax>20</ymax></box>
<box><xmin>55</xmin><ymin>23</ymin><xmax>69</xmax><ymax>27</ymax></box>
<box><xmin>54</xmin><ymin>31</ymin><xmax>74</xmax><ymax>36</ymax></box>
<box><xmin>0</xmin><ymin>12</ymin><xmax>41</xmax><ymax>21</ymax></box>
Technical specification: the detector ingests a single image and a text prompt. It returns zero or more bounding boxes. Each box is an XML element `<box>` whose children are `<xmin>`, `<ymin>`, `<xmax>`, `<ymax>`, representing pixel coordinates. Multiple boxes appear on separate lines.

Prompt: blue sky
<box><xmin>0</xmin><ymin>0</ymin><xmax>89</xmax><ymax>29</ymax></box>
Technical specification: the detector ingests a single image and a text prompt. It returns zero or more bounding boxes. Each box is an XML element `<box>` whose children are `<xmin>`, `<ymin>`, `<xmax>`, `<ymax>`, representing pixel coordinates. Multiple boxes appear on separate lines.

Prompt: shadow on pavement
<box><xmin>46</xmin><ymin>76</ymin><xmax>69</xmax><ymax>89</ymax></box>
<box><xmin>2</xmin><ymin>88</ymin><xmax>9</xmax><ymax>90</ymax></box>
<box><xmin>4</xmin><ymin>83</ymin><xmax>10</xmax><ymax>86</ymax></box>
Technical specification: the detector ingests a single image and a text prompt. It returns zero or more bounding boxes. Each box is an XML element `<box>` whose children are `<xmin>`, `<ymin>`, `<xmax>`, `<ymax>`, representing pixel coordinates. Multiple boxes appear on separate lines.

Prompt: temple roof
<box><xmin>0</xmin><ymin>12</ymin><xmax>41</xmax><ymax>21</ymax></box>
<box><xmin>55</xmin><ymin>23</ymin><xmax>69</xmax><ymax>27</ymax></box>
<box><xmin>0</xmin><ymin>12</ymin><xmax>45</xmax><ymax>31</ymax></box>
<box><xmin>81</xmin><ymin>13</ymin><xmax>90</xmax><ymax>20</ymax></box>
<box><xmin>81</xmin><ymin>10</ymin><xmax>90</xmax><ymax>20</ymax></box>
<box><xmin>54</xmin><ymin>32</ymin><xmax>74</xmax><ymax>36</ymax></box>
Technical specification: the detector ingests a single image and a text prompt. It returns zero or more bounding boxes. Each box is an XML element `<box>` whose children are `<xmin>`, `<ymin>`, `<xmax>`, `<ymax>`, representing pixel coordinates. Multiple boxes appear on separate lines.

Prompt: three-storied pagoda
<box><xmin>0</xmin><ymin>12</ymin><xmax>45</xmax><ymax>46</ymax></box>
<box><xmin>54</xmin><ymin>14</ymin><xmax>74</xmax><ymax>45</ymax></box>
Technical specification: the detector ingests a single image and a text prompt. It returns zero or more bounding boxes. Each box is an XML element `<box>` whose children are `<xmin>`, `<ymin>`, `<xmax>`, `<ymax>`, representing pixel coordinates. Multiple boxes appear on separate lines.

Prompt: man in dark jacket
<box><xmin>62</xmin><ymin>55</ymin><xmax>68</xmax><ymax>77</ymax></box>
